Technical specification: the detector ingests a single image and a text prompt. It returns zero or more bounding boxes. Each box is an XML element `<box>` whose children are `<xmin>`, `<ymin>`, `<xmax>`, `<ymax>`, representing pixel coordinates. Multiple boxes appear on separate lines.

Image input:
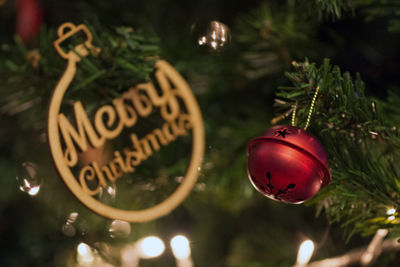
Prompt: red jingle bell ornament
<box><xmin>247</xmin><ymin>125</ymin><xmax>331</xmax><ymax>204</ymax></box>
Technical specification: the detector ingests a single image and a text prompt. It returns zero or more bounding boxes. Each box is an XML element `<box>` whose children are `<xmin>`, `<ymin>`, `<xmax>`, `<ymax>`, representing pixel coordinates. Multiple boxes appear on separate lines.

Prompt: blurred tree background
<box><xmin>1</xmin><ymin>0</ymin><xmax>400</xmax><ymax>266</ymax></box>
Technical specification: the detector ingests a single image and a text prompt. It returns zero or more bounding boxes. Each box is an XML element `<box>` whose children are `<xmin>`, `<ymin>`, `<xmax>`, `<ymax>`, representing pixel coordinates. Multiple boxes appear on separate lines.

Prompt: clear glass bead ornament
<box><xmin>97</xmin><ymin>183</ymin><xmax>117</xmax><ymax>204</ymax></box>
<box><xmin>108</xmin><ymin>219</ymin><xmax>131</xmax><ymax>238</ymax></box>
<box><xmin>17</xmin><ymin>162</ymin><xmax>42</xmax><ymax>196</ymax></box>
<box><xmin>61</xmin><ymin>212</ymin><xmax>79</xmax><ymax>237</ymax></box>
<box><xmin>197</xmin><ymin>21</ymin><xmax>231</xmax><ymax>50</ymax></box>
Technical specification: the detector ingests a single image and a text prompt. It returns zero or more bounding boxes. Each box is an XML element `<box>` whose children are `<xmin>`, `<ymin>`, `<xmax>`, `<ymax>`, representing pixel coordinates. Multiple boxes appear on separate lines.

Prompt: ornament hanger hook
<box><xmin>54</xmin><ymin>22</ymin><xmax>99</xmax><ymax>60</ymax></box>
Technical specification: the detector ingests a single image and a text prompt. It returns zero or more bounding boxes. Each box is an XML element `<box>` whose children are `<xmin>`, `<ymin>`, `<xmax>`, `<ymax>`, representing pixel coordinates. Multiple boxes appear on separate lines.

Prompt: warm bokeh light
<box><xmin>387</xmin><ymin>207</ymin><xmax>396</xmax><ymax>215</ymax></box>
<box><xmin>76</xmin><ymin>242</ymin><xmax>94</xmax><ymax>265</ymax></box>
<box><xmin>77</xmin><ymin>243</ymin><xmax>90</xmax><ymax>255</ymax></box>
<box><xmin>20</xmin><ymin>178</ymin><xmax>40</xmax><ymax>196</ymax></box>
<box><xmin>387</xmin><ymin>207</ymin><xmax>397</xmax><ymax>221</ymax></box>
<box><xmin>170</xmin><ymin>235</ymin><xmax>191</xmax><ymax>259</ymax></box>
<box><xmin>296</xmin><ymin>239</ymin><xmax>315</xmax><ymax>265</ymax></box>
<box><xmin>27</xmin><ymin>185</ymin><xmax>40</xmax><ymax>196</ymax></box>
<box><xmin>139</xmin><ymin>236</ymin><xmax>165</xmax><ymax>258</ymax></box>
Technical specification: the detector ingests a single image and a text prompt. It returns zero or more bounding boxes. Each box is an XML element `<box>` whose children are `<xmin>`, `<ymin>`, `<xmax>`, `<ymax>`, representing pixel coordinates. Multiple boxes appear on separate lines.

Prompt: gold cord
<box><xmin>291</xmin><ymin>101</ymin><xmax>298</xmax><ymax>126</ymax></box>
<box><xmin>304</xmin><ymin>86</ymin><xmax>320</xmax><ymax>130</ymax></box>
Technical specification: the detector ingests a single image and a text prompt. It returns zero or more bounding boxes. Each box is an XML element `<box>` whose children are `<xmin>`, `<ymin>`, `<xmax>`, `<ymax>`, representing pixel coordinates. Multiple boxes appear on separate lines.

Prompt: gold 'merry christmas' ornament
<box><xmin>48</xmin><ymin>23</ymin><xmax>205</xmax><ymax>222</ymax></box>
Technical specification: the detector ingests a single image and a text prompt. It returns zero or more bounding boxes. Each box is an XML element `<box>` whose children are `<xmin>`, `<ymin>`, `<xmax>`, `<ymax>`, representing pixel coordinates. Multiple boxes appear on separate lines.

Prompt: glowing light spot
<box><xmin>139</xmin><ymin>236</ymin><xmax>165</xmax><ymax>258</ymax></box>
<box><xmin>27</xmin><ymin>186</ymin><xmax>40</xmax><ymax>196</ymax></box>
<box><xmin>170</xmin><ymin>235</ymin><xmax>191</xmax><ymax>259</ymax></box>
<box><xmin>107</xmin><ymin>186</ymin><xmax>115</xmax><ymax>195</ymax></box>
<box><xmin>387</xmin><ymin>207</ymin><xmax>396</xmax><ymax>215</ymax></box>
<box><xmin>77</xmin><ymin>242</ymin><xmax>95</xmax><ymax>265</ymax></box>
<box><xmin>296</xmin><ymin>240</ymin><xmax>315</xmax><ymax>265</ymax></box>
<box><xmin>17</xmin><ymin>162</ymin><xmax>41</xmax><ymax>196</ymax></box>
<box><xmin>198</xmin><ymin>36</ymin><xmax>206</xmax><ymax>45</ymax></box>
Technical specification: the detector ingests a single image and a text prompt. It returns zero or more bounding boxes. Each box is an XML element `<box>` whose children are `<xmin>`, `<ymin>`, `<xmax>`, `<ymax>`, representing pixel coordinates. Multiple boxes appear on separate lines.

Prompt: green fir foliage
<box><xmin>235</xmin><ymin>1</ymin><xmax>315</xmax><ymax>78</ymax></box>
<box><xmin>0</xmin><ymin>25</ymin><xmax>160</xmax><ymax>127</ymax></box>
<box><xmin>274</xmin><ymin>59</ymin><xmax>400</xmax><ymax>239</ymax></box>
<box><xmin>354</xmin><ymin>0</ymin><xmax>400</xmax><ymax>31</ymax></box>
<box><xmin>313</xmin><ymin>0</ymin><xmax>354</xmax><ymax>18</ymax></box>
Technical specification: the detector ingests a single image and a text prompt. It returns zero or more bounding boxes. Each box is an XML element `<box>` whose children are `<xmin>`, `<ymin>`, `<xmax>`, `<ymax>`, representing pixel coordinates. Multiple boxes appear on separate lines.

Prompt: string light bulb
<box><xmin>296</xmin><ymin>239</ymin><xmax>315</xmax><ymax>266</ymax></box>
<box><xmin>138</xmin><ymin>236</ymin><xmax>165</xmax><ymax>259</ymax></box>
<box><xmin>171</xmin><ymin>235</ymin><xmax>191</xmax><ymax>259</ymax></box>
<box><xmin>76</xmin><ymin>242</ymin><xmax>95</xmax><ymax>265</ymax></box>
<box><xmin>386</xmin><ymin>207</ymin><xmax>396</xmax><ymax>216</ymax></box>
<box><xmin>386</xmin><ymin>207</ymin><xmax>397</xmax><ymax>221</ymax></box>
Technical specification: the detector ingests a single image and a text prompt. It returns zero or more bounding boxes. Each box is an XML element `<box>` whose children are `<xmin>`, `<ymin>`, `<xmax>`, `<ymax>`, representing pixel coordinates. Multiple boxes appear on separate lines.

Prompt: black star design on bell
<box><xmin>275</xmin><ymin>128</ymin><xmax>288</xmax><ymax>138</ymax></box>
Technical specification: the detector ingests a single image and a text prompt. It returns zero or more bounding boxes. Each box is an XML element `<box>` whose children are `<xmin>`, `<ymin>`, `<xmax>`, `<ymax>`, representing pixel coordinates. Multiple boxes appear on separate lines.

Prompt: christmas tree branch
<box><xmin>312</xmin><ymin>0</ymin><xmax>354</xmax><ymax>18</ymax></box>
<box><xmin>235</xmin><ymin>1</ymin><xmax>316</xmax><ymax>78</ymax></box>
<box><xmin>274</xmin><ymin>59</ymin><xmax>400</xmax><ymax>238</ymax></box>
<box><xmin>354</xmin><ymin>0</ymin><xmax>400</xmax><ymax>32</ymax></box>
<box><xmin>0</xmin><ymin>24</ymin><xmax>160</xmax><ymax>129</ymax></box>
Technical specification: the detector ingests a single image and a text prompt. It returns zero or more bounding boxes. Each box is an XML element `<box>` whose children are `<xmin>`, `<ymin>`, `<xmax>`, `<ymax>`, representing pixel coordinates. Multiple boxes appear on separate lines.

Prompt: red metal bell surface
<box><xmin>247</xmin><ymin>125</ymin><xmax>331</xmax><ymax>204</ymax></box>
